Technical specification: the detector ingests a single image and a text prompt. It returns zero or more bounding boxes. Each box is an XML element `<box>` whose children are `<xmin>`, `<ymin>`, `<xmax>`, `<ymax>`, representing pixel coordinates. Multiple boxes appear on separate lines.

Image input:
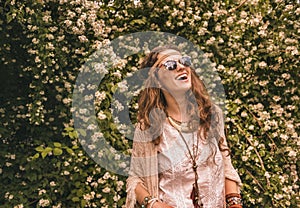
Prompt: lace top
<box><xmin>157</xmin><ymin>123</ymin><xmax>225</xmax><ymax>207</ymax></box>
<box><xmin>126</xmin><ymin>107</ymin><xmax>242</xmax><ymax>208</ymax></box>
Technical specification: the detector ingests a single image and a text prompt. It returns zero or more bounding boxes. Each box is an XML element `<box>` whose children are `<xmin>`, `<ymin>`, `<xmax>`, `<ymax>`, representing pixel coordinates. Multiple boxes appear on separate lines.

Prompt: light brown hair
<box><xmin>137</xmin><ymin>45</ymin><xmax>227</xmax><ymax>156</ymax></box>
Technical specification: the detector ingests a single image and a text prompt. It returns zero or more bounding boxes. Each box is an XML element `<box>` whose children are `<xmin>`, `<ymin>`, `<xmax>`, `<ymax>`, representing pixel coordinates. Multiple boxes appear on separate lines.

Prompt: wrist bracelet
<box><xmin>228</xmin><ymin>205</ymin><xmax>242</xmax><ymax>208</ymax></box>
<box><xmin>148</xmin><ymin>198</ymin><xmax>159</xmax><ymax>208</ymax></box>
<box><xmin>226</xmin><ymin>193</ymin><xmax>243</xmax><ymax>208</ymax></box>
<box><xmin>141</xmin><ymin>195</ymin><xmax>151</xmax><ymax>208</ymax></box>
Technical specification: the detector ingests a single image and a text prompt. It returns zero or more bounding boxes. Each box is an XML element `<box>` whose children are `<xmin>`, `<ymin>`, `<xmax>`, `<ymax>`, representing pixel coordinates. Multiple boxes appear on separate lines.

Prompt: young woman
<box><xmin>126</xmin><ymin>45</ymin><xmax>242</xmax><ymax>208</ymax></box>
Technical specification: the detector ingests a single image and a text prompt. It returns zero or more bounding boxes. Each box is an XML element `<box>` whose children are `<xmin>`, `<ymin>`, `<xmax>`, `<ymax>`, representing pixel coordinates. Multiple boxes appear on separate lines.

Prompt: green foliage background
<box><xmin>0</xmin><ymin>0</ymin><xmax>299</xmax><ymax>207</ymax></box>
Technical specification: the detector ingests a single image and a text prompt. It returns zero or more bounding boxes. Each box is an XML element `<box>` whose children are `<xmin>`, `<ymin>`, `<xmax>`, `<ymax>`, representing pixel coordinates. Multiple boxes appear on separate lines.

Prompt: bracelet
<box><xmin>148</xmin><ymin>197</ymin><xmax>159</xmax><ymax>208</ymax></box>
<box><xmin>228</xmin><ymin>205</ymin><xmax>242</xmax><ymax>208</ymax></box>
<box><xmin>141</xmin><ymin>195</ymin><xmax>151</xmax><ymax>208</ymax></box>
<box><xmin>226</xmin><ymin>193</ymin><xmax>243</xmax><ymax>208</ymax></box>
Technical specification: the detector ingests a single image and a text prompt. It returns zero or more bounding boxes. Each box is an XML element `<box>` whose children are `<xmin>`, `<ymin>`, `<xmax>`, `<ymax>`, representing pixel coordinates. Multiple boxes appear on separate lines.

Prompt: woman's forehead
<box><xmin>157</xmin><ymin>49</ymin><xmax>182</xmax><ymax>63</ymax></box>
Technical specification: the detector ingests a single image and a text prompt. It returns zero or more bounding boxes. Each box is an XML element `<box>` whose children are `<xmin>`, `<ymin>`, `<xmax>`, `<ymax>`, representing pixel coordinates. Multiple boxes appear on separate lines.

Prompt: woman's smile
<box><xmin>175</xmin><ymin>72</ymin><xmax>189</xmax><ymax>81</ymax></box>
<box><xmin>156</xmin><ymin>51</ymin><xmax>192</xmax><ymax>94</ymax></box>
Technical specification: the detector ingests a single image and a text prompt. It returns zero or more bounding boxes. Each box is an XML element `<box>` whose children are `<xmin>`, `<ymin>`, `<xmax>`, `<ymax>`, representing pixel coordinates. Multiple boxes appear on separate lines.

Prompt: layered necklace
<box><xmin>167</xmin><ymin>115</ymin><xmax>203</xmax><ymax>208</ymax></box>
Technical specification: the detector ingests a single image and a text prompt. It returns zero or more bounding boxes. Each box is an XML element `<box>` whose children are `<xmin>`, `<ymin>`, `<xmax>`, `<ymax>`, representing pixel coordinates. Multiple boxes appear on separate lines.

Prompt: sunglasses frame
<box><xmin>161</xmin><ymin>56</ymin><xmax>192</xmax><ymax>71</ymax></box>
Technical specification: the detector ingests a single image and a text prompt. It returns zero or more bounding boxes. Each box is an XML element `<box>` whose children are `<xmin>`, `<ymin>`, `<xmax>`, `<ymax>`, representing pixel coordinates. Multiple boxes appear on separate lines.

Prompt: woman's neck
<box><xmin>163</xmin><ymin>91</ymin><xmax>190</xmax><ymax>122</ymax></box>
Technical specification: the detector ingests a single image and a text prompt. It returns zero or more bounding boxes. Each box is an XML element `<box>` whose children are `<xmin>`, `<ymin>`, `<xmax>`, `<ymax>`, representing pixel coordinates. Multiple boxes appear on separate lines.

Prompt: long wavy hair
<box><xmin>137</xmin><ymin>45</ymin><xmax>228</xmax><ymax>155</ymax></box>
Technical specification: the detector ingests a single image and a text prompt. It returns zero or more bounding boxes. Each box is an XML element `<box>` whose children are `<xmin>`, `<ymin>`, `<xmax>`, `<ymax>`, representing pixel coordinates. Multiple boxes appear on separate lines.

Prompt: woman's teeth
<box><xmin>176</xmin><ymin>74</ymin><xmax>188</xmax><ymax>80</ymax></box>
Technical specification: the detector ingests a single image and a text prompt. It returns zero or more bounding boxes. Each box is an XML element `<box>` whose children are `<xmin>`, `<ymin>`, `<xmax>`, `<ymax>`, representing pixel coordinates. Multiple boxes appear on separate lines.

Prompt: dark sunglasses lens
<box><xmin>180</xmin><ymin>56</ymin><xmax>192</xmax><ymax>66</ymax></box>
<box><xmin>164</xmin><ymin>60</ymin><xmax>177</xmax><ymax>70</ymax></box>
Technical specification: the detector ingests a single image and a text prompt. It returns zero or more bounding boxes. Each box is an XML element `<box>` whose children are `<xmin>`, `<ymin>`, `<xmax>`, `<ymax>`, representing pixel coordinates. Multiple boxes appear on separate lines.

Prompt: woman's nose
<box><xmin>176</xmin><ymin>62</ymin><xmax>186</xmax><ymax>71</ymax></box>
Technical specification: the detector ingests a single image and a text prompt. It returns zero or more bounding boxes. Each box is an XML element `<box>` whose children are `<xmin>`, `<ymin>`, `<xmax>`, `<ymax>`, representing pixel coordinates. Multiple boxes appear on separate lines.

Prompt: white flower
<box><xmin>198</xmin><ymin>27</ymin><xmax>207</xmax><ymax>36</ymax></box>
<box><xmin>113</xmin><ymin>70</ymin><xmax>122</xmax><ymax>79</ymax></box>
<box><xmin>87</xmin><ymin>124</ymin><xmax>97</xmax><ymax>130</ymax></box>
<box><xmin>119</xmin><ymin>162</ymin><xmax>127</xmax><ymax>168</ymax></box>
<box><xmin>32</xmin><ymin>38</ymin><xmax>39</xmax><ymax>44</ymax></box>
<box><xmin>78</xmin><ymin>35</ymin><xmax>88</xmax><ymax>43</ymax></box>
<box><xmin>179</xmin><ymin>1</ymin><xmax>185</xmax><ymax>8</ymax></box>
<box><xmin>280</xmin><ymin>134</ymin><xmax>288</xmax><ymax>141</ymax></box>
<box><xmin>241</xmin><ymin>111</ymin><xmax>248</xmax><ymax>117</ymax></box>
<box><xmin>281</xmin><ymin>73</ymin><xmax>291</xmax><ymax>79</ymax></box>
<box><xmin>113</xmin><ymin>195</ymin><xmax>120</xmax><ymax>201</ymax></box>
<box><xmin>103</xmin><ymin>172</ymin><xmax>111</xmax><ymax>179</ymax></box>
<box><xmin>226</xmin><ymin>16</ymin><xmax>234</xmax><ymax>24</ymax></box>
<box><xmin>94</xmin><ymin>63</ymin><xmax>108</xmax><ymax>75</ymax></box>
<box><xmin>264</xmin><ymin>171</ymin><xmax>271</xmax><ymax>179</ymax></box>
<box><xmin>64</xmin><ymin>20</ymin><xmax>72</xmax><ymax>27</ymax></box>
<box><xmin>50</xmin><ymin>181</ymin><xmax>56</xmax><ymax>186</ymax></box>
<box><xmin>240</xmin><ymin>11</ymin><xmax>248</xmax><ymax>18</ymax></box>
<box><xmin>285</xmin><ymin>4</ymin><xmax>294</xmax><ymax>11</ymax></box>
<box><xmin>38</xmin><ymin>199</ymin><xmax>50</xmax><ymax>207</ymax></box>
<box><xmin>52</xmin><ymin>203</ymin><xmax>62</xmax><ymax>208</ymax></box>
<box><xmin>63</xmin><ymin>171</ymin><xmax>70</xmax><ymax>175</ymax></box>
<box><xmin>288</xmin><ymin>150</ymin><xmax>296</xmax><ymax>157</ymax></box>
<box><xmin>102</xmin><ymin>187</ymin><xmax>111</xmax><ymax>193</ymax></box>
<box><xmin>215</xmin><ymin>24</ymin><xmax>222</xmax><ymax>32</ymax></box>
<box><xmin>113</xmin><ymin>100</ymin><xmax>124</xmax><ymax>111</ymax></box>
<box><xmin>248</xmin><ymin>125</ymin><xmax>255</xmax><ymax>130</ymax></box>
<box><xmin>84</xmin><ymin>95</ymin><xmax>94</xmax><ymax>101</ymax></box>
<box><xmin>206</xmin><ymin>37</ymin><xmax>215</xmax><ymax>45</ymax></box>
<box><xmin>273</xmin><ymin>96</ymin><xmax>281</xmax><ymax>102</ymax></box>
<box><xmin>97</xmin><ymin>111</ymin><xmax>107</xmax><ymax>120</ymax></box>
<box><xmin>38</xmin><ymin>189</ymin><xmax>46</xmax><ymax>195</ymax></box>
<box><xmin>42</xmin><ymin>15</ymin><xmax>52</xmax><ymax>23</ymax></box>
<box><xmin>79</xmin><ymin>108</ymin><xmax>88</xmax><ymax>114</ymax></box>
<box><xmin>242</xmin><ymin>156</ymin><xmax>248</xmax><ymax>161</ymax></box>
<box><xmin>95</xmin><ymin>91</ymin><xmax>105</xmax><ymax>99</ymax></box>
<box><xmin>35</xmin><ymin>56</ymin><xmax>41</xmax><ymax>63</ymax></box>
<box><xmin>258</xmin><ymin>61</ymin><xmax>267</xmax><ymax>69</ymax></box>
<box><xmin>88</xmin><ymin>144</ymin><xmax>96</xmax><ymax>150</ymax></box>
<box><xmin>114</xmin><ymin>154</ymin><xmax>121</xmax><ymax>160</ymax></box>
<box><xmin>250</xmin><ymin>17</ymin><xmax>260</xmax><ymax>26</ymax></box>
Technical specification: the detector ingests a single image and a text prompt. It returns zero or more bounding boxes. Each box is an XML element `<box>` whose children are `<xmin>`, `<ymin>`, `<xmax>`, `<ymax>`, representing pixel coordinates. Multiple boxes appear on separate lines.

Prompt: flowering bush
<box><xmin>0</xmin><ymin>0</ymin><xmax>299</xmax><ymax>207</ymax></box>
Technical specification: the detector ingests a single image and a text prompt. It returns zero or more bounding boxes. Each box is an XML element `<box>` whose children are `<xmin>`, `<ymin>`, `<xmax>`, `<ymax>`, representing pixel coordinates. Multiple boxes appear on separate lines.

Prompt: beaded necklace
<box><xmin>167</xmin><ymin>116</ymin><xmax>203</xmax><ymax>208</ymax></box>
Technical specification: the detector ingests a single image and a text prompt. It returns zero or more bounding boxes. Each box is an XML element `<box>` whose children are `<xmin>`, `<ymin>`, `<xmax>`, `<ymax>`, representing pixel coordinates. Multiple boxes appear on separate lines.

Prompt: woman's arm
<box><xmin>135</xmin><ymin>182</ymin><xmax>151</xmax><ymax>205</ymax></box>
<box><xmin>225</xmin><ymin>178</ymin><xmax>239</xmax><ymax>194</ymax></box>
<box><xmin>135</xmin><ymin>183</ymin><xmax>174</xmax><ymax>208</ymax></box>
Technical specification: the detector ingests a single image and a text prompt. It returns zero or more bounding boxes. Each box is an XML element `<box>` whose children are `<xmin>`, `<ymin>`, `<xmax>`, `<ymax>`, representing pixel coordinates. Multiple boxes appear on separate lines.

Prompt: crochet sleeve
<box><xmin>216</xmin><ymin>106</ymin><xmax>242</xmax><ymax>191</ymax></box>
<box><xmin>125</xmin><ymin>126</ymin><xmax>158</xmax><ymax>208</ymax></box>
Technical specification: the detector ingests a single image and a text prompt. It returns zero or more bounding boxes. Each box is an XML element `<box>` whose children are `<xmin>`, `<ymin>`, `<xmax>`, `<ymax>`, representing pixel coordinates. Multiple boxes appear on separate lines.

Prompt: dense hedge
<box><xmin>0</xmin><ymin>0</ymin><xmax>299</xmax><ymax>207</ymax></box>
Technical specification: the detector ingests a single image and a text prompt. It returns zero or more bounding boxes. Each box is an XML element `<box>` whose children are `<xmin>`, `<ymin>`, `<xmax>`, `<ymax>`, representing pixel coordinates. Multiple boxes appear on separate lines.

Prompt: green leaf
<box><xmin>65</xmin><ymin>127</ymin><xmax>74</xmax><ymax>132</ymax></box>
<box><xmin>66</xmin><ymin>148</ymin><xmax>74</xmax><ymax>155</ymax></box>
<box><xmin>71</xmin><ymin>197</ymin><xmax>80</xmax><ymax>202</ymax></box>
<box><xmin>78</xmin><ymin>129</ymin><xmax>87</xmax><ymax>137</ymax></box>
<box><xmin>41</xmin><ymin>147</ymin><xmax>52</xmax><ymax>158</ymax></box>
<box><xmin>53</xmin><ymin>148</ymin><xmax>63</xmax><ymax>156</ymax></box>
<box><xmin>53</xmin><ymin>142</ymin><xmax>62</xmax><ymax>147</ymax></box>
<box><xmin>69</xmin><ymin>131</ymin><xmax>78</xmax><ymax>139</ymax></box>
<box><xmin>35</xmin><ymin>146</ymin><xmax>44</xmax><ymax>152</ymax></box>
<box><xmin>32</xmin><ymin>153</ymin><xmax>40</xmax><ymax>159</ymax></box>
<box><xmin>6</xmin><ymin>12</ymin><xmax>14</xmax><ymax>23</ymax></box>
<box><xmin>130</xmin><ymin>19</ymin><xmax>146</xmax><ymax>25</ymax></box>
<box><xmin>72</xmin><ymin>145</ymin><xmax>79</xmax><ymax>149</ymax></box>
<box><xmin>44</xmin><ymin>147</ymin><xmax>52</xmax><ymax>153</ymax></box>
<box><xmin>41</xmin><ymin>151</ymin><xmax>48</xmax><ymax>159</ymax></box>
<box><xmin>81</xmin><ymin>199</ymin><xmax>86</xmax><ymax>207</ymax></box>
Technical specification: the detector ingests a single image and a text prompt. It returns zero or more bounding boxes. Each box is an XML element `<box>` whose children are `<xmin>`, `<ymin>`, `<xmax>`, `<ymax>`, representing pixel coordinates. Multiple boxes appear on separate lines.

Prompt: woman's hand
<box><xmin>151</xmin><ymin>201</ymin><xmax>174</xmax><ymax>208</ymax></box>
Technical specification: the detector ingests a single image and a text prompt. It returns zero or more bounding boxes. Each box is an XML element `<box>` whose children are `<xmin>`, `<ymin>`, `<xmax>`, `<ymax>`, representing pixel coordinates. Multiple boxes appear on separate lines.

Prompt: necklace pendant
<box><xmin>190</xmin><ymin>183</ymin><xmax>203</xmax><ymax>208</ymax></box>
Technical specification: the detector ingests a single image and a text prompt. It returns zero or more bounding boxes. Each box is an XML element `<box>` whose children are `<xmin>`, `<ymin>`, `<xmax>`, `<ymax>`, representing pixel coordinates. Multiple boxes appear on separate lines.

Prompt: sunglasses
<box><xmin>161</xmin><ymin>56</ymin><xmax>192</xmax><ymax>71</ymax></box>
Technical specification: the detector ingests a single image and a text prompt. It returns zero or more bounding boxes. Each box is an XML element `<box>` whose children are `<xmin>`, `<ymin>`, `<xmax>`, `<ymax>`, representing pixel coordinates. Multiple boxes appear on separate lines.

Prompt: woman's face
<box><xmin>156</xmin><ymin>49</ymin><xmax>192</xmax><ymax>95</ymax></box>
